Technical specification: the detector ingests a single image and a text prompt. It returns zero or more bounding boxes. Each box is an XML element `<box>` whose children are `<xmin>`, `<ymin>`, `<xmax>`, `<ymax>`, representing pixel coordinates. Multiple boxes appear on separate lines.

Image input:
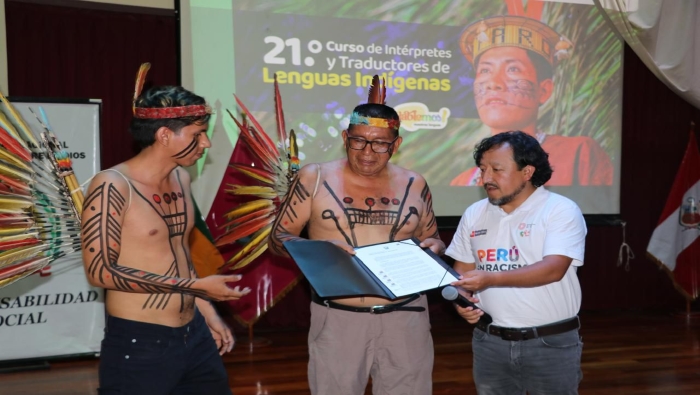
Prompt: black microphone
<box><xmin>441</xmin><ymin>285</ymin><xmax>492</xmax><ymax>324</ymax></box>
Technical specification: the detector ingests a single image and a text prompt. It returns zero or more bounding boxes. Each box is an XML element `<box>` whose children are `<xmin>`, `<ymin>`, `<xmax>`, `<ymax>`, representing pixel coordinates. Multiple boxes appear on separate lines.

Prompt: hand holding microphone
<box><xmin>441</xmin><ymin>285</ymin><xmax>492</xmax><ymax>324</ymax></box>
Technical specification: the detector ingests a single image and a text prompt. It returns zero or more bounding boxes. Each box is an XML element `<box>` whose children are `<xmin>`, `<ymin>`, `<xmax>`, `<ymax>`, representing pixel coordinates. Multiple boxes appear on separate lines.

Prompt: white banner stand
<box><xmin>0</xmin><ymin>98</ymin><xmax>104</xmax><ymax>368</ymax></box>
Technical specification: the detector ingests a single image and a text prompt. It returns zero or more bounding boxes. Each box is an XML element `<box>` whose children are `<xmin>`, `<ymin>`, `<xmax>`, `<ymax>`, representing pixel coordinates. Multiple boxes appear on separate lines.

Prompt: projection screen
<box><xmin>181</xmin><ymin>0</ymin><xmax>622</xmax><ymax>217</ymax></box>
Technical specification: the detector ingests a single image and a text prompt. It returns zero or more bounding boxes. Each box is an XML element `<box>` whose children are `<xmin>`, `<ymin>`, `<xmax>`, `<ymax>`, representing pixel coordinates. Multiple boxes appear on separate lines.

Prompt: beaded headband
<box><xmin>348</xmin><ymin>112</ymin><xmax>400</xmax><ymax>130</ymax></box>
<box><xmin>132</xmin><ymin>62</ymin><xmax>213</xmax><ymax>119</ymax></box>
<box><xmin>348</xmin><ymin>75</ymin><xmax>400</xmax><ymax>131</ymax></box>
<box><xmin>133</xmin><ymin>104</ymin><xmax>213</xmax><ymax>119</ymax></box>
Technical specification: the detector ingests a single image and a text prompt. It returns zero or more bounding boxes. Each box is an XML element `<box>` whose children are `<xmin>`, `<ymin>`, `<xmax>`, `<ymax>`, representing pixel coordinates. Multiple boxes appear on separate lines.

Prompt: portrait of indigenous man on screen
<box><xmin>450</xmin><ymin>8</ymin><xmax>614</xmax><ymax>187</ymax></box>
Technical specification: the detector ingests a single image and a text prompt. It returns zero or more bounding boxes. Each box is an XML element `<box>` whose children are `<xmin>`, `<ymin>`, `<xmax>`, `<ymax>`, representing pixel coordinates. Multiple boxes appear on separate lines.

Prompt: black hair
<box><xmin>130</xmin><ymin>86</ymin><xmax>211</xmax><ymax>149</ymax></box>
<box><xmin>473</xmin><ymin>131</ymin><xmax>553</xmax><ymax>187</ymax></box>
<box><xmin>348</xmin><ymin>103</ymin><xmax>401</xmax><ymax>137</ymax></box>
<box><xmin>474</xmin><ymin>50</ymin><xmax>553</xmax><ymax>82</ymax></box>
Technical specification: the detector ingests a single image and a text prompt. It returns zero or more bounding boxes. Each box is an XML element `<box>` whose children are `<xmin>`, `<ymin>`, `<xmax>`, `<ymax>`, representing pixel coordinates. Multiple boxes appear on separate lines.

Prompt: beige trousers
<box><xmin>308</xmin><ymin>294</ymin><xmax>434</xmax><ymax>395</ymax></box>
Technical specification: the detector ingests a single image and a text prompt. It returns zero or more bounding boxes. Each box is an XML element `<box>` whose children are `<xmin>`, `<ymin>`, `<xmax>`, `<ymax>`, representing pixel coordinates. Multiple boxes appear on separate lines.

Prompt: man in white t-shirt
<box><xmin>445</xmin><ymin>131</ymin><xmax>586</xmax><ymax>395</ymax></box>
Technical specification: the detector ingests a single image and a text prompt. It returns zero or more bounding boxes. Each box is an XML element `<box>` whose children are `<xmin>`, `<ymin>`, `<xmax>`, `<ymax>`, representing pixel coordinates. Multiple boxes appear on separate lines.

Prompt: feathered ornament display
<box><xmin>133</xmin><ymin>62</ymin><xmax>151</xmax><ymax>115</ymax></box>
<box><xmin>367</xmin><ymin>74</ymin><xmax>387</xmax><ymax>105</ymax></box>
<box><xmin>214</xmin><ymin>75</ymin><xmax>299</xmax><ymax>271</ymax></box>
<box><xmin>0</xmin><ymin>91</ymin><xmax>84</xmax><ymax>288</ymax></box>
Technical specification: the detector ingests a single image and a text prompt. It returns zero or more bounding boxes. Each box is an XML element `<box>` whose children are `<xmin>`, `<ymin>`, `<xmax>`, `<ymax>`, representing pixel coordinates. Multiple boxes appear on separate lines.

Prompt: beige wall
<box><xmin>0</xmin><ymin>0</ymin><xmax>175</xmax><ymax>95</ymax></box>
<box><xmin>180</xmin><ymin>0</ymin><xmax>193</xmax><ymax>90</ymax></box>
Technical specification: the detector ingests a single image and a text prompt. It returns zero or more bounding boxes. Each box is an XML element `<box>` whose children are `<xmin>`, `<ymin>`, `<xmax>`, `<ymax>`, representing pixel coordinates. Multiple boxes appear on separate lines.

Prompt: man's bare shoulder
<box><xmin>299</xmin><ymin>160</ymin><xmax>345</xmax><ymax>180</ymax></box>
<box><xmin>297</xmin><ymin>163</ymin><xmax>318</xmax><ymax>176</ymax></box>
<box><xmin>388</xmin><ymin>163</ymin><xmax>428</xmax><ymax>186</ymax></box>
<box><xmin>82</xmin><ymin>168</ymin><xmax>133</xmax><ymax>222</ymax></box>
<box><xmin>316</xmin><ymin>159</ymin><xmax>346</xmax><ymax>172</ymax></box>
<box><xmin>86</xmin><ymin>167</ymin><xmax>131</xmax><ymax>192</ymax></box>
<box><xmin>174</xmin><ymin>166</ymin><xmax>192</xmax><ymax>186</ymax></box>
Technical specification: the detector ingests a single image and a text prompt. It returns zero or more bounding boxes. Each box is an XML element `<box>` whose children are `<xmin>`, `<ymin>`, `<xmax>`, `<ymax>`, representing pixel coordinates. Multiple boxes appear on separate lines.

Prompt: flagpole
<box><xmin>685</xmin><ymin>120</ymin><xmax>693</xmax><ymax>324</ymax></box>
<box><xmin>687</xmin><ymin>120</ymin><xmax>695</xmax><ymax>324</ymax></box>
<box><xmin>686</xmin><ymin>120</ymin><xmax>695</xmax><ymax>324</ymax></box>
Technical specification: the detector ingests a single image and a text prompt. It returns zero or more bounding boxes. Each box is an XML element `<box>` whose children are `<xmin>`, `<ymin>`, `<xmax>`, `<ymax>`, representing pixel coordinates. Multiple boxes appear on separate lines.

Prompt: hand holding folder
<box><xmin>283</xmin><ymin>238</ymin><xmax>457</xmax><ymax>299</ymax></box>
<box><xmin>284</xmin><ymin>238</ymin><xmax>493</xmax><ymax>325</ymax></box>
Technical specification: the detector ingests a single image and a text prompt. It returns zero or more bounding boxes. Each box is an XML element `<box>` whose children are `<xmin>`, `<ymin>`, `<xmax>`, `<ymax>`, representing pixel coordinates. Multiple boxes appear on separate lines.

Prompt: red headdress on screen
<box><xmin>460</xmin><ymin>0</ymin><xmax>573</xmax><ymax>67</ymax></box>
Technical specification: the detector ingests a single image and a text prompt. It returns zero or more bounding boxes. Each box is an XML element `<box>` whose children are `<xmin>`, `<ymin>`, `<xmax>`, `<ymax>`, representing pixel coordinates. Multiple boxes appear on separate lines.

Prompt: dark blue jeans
<box><xmin>472</xmin><ymin>327</ymin><xmax>583</xmax><ymax>395</ymax></box>
<box><xmin>98</xmin><ymin>310</ymin><xmax>231</xmax><ymax>395</ymax></box>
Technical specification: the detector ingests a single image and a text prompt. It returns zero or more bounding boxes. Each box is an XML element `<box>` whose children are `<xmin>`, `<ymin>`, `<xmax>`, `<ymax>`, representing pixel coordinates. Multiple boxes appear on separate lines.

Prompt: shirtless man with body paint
<box><xmin>270</xmin><ymin>89</ymin><xmax>445</xmax><ymax>395</ymax></box>
<box><xmin>82</xmin><ymin>85</ymin><xmax>249</xmax><ymax>395</ymax></box>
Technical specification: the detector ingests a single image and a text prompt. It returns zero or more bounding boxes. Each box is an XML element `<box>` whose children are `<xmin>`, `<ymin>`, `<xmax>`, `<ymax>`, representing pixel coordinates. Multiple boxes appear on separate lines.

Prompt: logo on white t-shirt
<box><xmin>517</xmin><ymin>222</ymin><xmax>535</xmax><ymax>237</ymax></box>
<box><xmin>470</xmin><ymin>229</ymin><xmax>487</xmax><ymax>238</ymax></box>
<box><xmin>476</xmin><ymin>247</ymin><xmax>520</xmax><ymax>262</ymax></box>
<box><xmin>475</xmin><ymin>247</ymin><xmax>523</xmax><ymax>272</ymax></box>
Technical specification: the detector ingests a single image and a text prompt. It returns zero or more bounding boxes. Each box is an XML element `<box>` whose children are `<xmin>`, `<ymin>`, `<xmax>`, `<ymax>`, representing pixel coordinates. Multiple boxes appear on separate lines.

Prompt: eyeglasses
<box><xmin>346</xmin><ymin>136</ymin><xmax>398</xmax><ymax>153</ymax></box>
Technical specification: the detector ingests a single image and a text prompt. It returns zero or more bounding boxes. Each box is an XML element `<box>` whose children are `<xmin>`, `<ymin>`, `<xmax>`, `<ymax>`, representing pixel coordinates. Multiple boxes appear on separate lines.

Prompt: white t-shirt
<box><xmin>445</xmin><ymin>187</ymin><xmax>586</xmax><ymax>327</ymax></box>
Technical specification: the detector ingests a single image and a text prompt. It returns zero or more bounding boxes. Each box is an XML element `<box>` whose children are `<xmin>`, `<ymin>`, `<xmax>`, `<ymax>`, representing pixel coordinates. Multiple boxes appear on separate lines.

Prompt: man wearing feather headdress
<box><xmin>270</xmin><ymin>76</ymin><xmax>444</xmax><ymax>395</ymax></box>
<box><xmin>450</xmin><ymin>10</ymin><xmax>614</xmax><ymax>187</ymax></box>
<box><xmin>81</xmin><ymin>64</ymin><xmax>249</xmax><ymax>394</ymax></box>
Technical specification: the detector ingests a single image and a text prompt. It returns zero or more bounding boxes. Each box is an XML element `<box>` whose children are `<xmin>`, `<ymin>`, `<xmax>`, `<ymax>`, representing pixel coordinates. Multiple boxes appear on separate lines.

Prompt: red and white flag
<box><xmin>647</xmin><ymin>131</ymin><xmax>700</xmax><ymax>300</ymax></box>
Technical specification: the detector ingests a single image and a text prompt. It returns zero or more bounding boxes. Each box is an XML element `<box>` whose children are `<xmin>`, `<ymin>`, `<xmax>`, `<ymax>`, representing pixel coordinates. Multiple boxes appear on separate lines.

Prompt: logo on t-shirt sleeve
<box><xmin>470</xmin><ymin>229</ymin><xmax>487</xmax><ymax>238</ymax></box>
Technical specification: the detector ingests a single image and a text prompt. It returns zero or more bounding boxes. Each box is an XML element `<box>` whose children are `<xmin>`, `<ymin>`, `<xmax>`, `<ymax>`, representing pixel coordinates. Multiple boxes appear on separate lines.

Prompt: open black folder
<box><xmin>283</xmin><ymin>238</ymin><xmax>460</xmax><ymax>299</ymax></box>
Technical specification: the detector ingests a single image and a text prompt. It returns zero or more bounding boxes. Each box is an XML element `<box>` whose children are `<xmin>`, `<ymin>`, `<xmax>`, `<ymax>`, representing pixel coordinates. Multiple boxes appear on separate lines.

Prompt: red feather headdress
<box><xmin>132</xmin><ymin>62</ymin><xmax>213</xmax><ymax>119</ymax></box>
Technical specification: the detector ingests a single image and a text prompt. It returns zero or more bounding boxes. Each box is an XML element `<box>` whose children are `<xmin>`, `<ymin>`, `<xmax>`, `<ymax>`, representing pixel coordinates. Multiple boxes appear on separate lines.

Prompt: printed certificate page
<box><xmin>354</xmin><ymin>239</ymin><xmax>458</xmax><ymax>297</ymax></box>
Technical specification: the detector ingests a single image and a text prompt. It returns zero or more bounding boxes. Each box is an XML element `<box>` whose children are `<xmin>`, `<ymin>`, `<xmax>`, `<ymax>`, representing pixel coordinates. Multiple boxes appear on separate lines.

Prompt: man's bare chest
<box><xmin>310</xmin><ymin>177</ymin><xmax>425</xmax><ymax>244</ymax></box>
<box><xmin>123</xmin><ymin>185</ymin><xmax>194</xmax><ymax>242</ymax></box>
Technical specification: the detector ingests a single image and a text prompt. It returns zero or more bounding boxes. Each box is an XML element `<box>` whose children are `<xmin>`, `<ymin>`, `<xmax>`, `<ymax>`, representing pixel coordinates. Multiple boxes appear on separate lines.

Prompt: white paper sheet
<box><xmin>354</xmin><ymin>239</ymin><xmax>458</xmax><ymax>297</ymax></box>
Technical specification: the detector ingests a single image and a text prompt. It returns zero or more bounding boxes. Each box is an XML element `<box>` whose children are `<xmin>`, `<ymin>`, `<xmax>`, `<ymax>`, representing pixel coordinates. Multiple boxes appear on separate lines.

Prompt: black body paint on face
<box><xmin>172</xmin><ymin>136</ymin><xmax>198</xmax><ymax>159</ymax></box>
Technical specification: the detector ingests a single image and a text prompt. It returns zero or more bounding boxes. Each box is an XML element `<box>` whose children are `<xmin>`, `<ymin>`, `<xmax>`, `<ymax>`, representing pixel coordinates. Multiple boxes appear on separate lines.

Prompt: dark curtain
<box><xmin>577</xmin><ymin>45</ymin><xmax>700</xmax><ymax>311</ymax></box>
<box><xmin>5</xmin><ymin>0</ymin><xmax>178</xmax><ymax>169</ymax></box>
<box><xmin>5</xmin><ymin>0</ymin><xmax>699</xmax><ymax>330</ymax></box>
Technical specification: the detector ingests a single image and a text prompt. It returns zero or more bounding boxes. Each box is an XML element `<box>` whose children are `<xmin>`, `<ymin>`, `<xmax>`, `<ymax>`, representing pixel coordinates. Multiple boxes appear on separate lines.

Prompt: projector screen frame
<box><xmin>175</xmin><ymin>0</ymin><xmax>624</xmax><ymax>229</ymax></box>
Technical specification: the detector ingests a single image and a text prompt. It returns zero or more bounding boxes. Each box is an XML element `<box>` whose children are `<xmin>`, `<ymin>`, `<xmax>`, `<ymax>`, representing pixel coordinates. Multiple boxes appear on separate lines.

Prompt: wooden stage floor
<box><xmin>2</xmin><ymin>310</ymin><xmax>699</xmax><ymax>394</ymax></box>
